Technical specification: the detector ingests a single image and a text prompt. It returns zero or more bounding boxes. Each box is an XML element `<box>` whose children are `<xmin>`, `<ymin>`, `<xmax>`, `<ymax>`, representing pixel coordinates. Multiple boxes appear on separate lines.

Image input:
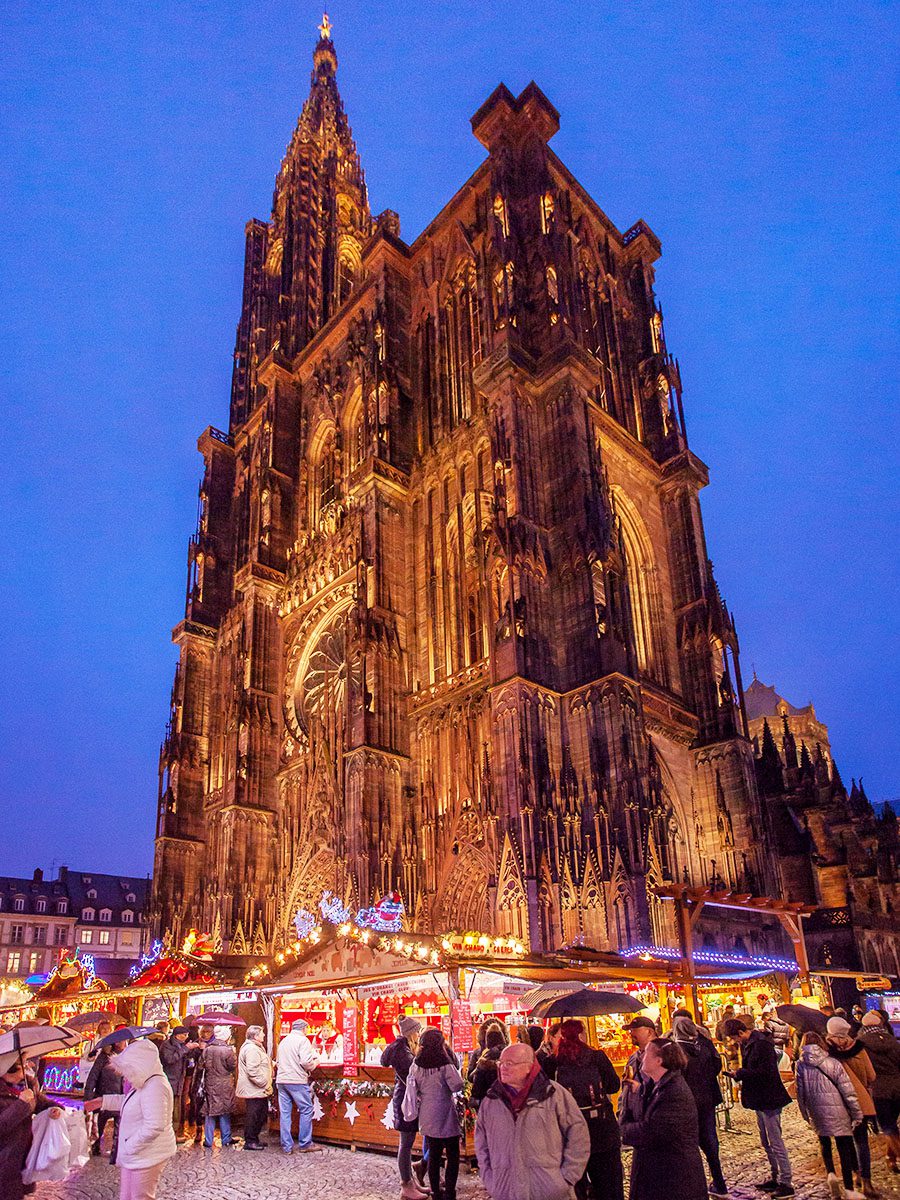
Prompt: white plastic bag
<box><xmin>65</xmin><ymin>1107</ymin><xmax>90</xmax><ymax>1170</ymax></box>
<box><xmin>22</xmin><ymin>1108</ymin><xmax>72</xmax><ymax>1184</ymax></box>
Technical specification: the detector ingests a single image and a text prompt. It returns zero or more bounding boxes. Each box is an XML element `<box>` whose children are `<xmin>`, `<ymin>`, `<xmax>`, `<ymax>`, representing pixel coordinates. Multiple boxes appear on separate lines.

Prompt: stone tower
<box><xmin>152</xmin><ymin>26</ymin><xmax>788</xmax><ymax>958</ymax></box>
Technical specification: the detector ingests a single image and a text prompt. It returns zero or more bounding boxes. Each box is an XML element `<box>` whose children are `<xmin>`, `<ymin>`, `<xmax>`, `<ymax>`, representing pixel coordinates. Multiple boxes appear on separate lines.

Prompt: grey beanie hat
<box><xmin>399</xmin><ymin>1016</ymin><xmax>423</xmax><ymax>1039</ymax></box>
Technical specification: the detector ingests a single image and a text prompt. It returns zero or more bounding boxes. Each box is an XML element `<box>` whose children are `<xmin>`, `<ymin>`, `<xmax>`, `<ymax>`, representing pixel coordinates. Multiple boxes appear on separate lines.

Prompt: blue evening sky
<box><xmin>1</xmin><ymin>1</ymin><xmax>897</xmax><ymax>878</ymax></box>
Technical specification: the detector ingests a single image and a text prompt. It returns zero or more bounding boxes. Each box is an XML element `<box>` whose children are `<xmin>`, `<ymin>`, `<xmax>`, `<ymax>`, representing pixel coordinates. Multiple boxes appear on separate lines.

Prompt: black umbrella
<box><xmin>529</xmin><ymin>988</ymin><xmax>646</xmax><ymax>1019</ymax></box>
<box><xmin>775</xmin><ymin>1004</ymin><xmax>827</xmax><ymax>1034</ymax></box>
<box><xmin>92</xmin><ymin>1025</ymin><xmax>157</xmax><ymax>1051</ymax></box>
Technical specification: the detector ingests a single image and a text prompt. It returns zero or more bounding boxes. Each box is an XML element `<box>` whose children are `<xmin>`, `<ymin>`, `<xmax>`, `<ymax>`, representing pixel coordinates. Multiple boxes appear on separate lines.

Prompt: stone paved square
<box><xmin>32</xmin><ymin>1105</ymin><xmax>900</xmax><ymax>1200</ymax></box>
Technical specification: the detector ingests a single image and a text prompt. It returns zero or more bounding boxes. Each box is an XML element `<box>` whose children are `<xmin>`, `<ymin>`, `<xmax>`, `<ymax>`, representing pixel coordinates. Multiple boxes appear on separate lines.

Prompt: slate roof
<box><xmin>65</xmin><ymin>870</ymin><xmax>150</xmax><ymax>923</ymax></box>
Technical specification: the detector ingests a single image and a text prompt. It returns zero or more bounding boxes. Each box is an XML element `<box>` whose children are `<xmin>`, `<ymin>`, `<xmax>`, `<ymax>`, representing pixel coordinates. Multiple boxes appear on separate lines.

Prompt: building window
<box><xmin>82</xmin><ymin>908</ymin><xmax>95</xmax><ymax>922</ymax></box>
<box><xmin>53</xmin><ymin>927</ymin><xmax>68</xmax><ymax>946</ymax></box>
<box><xmin>98</xmin><ymin>930</ymin><xmax>110</xmax><ymax>945</ymax></box>
<box><xmin>6</xmin><ymin>951</ymin><xmax>21</xmax><ymax>974</ymax></box>
<box><xmin>27</xmin><ymin>951</ymin><xmax>41</xmax><ymax>973</ymax></box>
<box><xmin>492</xmin><ymin>194</ymin><xmax>509</xmax><ymax>238</ymax></box>
<box><xmin>86</xmin><ymin>888</ymin><xmax>97</xmax><ymax>900</ymax></box>
<box><xmin>99</xmin><ymin>909</ymin><xmax>112</xmax><ymax>923</ymax></box>
<box><xmin>35</xmin><ymin>899</ymin><xmax>46</xmax><ymax>914</ymax></box>
<box><xmin>81</xmin><ymin>930</ymin><xmax>93</xmax><ymax>944</ymax></box>
<box><xmin>126</xmin><ymin>893</ymin><xmax>136</xmax><ymax>904</ymax></box>
<box><xmin>10</xmin><ymin>925</ymin><xmax>24</xmax><ymax>945</ymax></box>
<box><xmin>540</xmin><ymin>191</ymin><xmax>554</xmax><ymax>234</ymax></box>
<box><xmin>33</xmin><ymin>926</ymin><xmax>46</xmax><ymax>945</ymax></box>
<box><xmin>121</xmin><ymin>931</ymin><xmax>133</xmax><ymax>946</ymax></box>
<box><xmin>13</xmin><ymin>898</ymin><xmax>24</xmax><ymax>913</ymax></box>
<box><xmin>56</xmin><ymin>900</ymin><xmax>68</xmax><ymax>915</ymax></box>
<box><xmin>121</xmin><ymin>910</ymin><xmax>134</xmax><ymax>924</ymax></box>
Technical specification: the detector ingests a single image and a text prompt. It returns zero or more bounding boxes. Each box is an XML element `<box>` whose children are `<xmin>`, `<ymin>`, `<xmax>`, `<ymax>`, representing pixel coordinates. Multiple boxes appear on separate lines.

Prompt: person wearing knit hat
<box><xmin>382</xmin><ymin>1019</ymin><xmax>428</xmax><ymax>1197</ymax></box>
<box><xmin>858</xmin><ymin>1011</ymin><xmax>900</xmax><ymax>1175</ymax></box>
<box><xmin>827</xmin><ymin>1017</ymin><xmax>880</xmax><ymax>1197</ymax></box>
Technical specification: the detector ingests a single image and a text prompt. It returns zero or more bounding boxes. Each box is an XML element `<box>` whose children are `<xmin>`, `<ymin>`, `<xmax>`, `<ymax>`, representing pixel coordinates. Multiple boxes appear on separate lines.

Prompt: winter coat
<box><xmin>276</xmin><ymin>1030</ymin><xmax>319</xmax><ymax>1086</ymax></box>
<box><xmin>101</xmin><ymin>1039</ymin><xmax>177</xmax><ymax>1171</ymax></box>
<box><xmin>158</xmin><ymin>1035</ymin><xmax>190</xmax><ymax>1096</ymax></box>
<box><xmin>795</xmin><ymin>1043</ymin><xmax>863</xmax><ymax>1137</ymax></box>
<box><xmin>236</xmin><ymin>1039</ymin><xmax>273</xmax><ymax>1099</ymax></box>
<box><xmin>858</xmin><ymin>1026</ymin><xmax>900</xmax><ymax>1102</ymax></box>
<box><xmin>0</xmin><ymin>1079</ymin><xmax>60</xmax><ymax>1200</ymax></box>
<box><xmin>762</xmin><ymin>1016</ymin><xmax>793</xmax><ymax>1052</ymax></box>
<box><xmin>620</xmin><ymin>1070</ymin><xmax>708</xmax><ymax>1200</ymax></box>
<box><xmin>828</xmin><ymin>1041</ymin><xmax>876</xmax><ymax>1117</ymax></box>
<box><xmin>402</xmin><ymin>1061</ymin><xmax>464</xmax><ymax>1138</ymax></box>
<box><xmin>674</xmin><ymin>1034</ymin><xmax>724</xmax><ymax>1112</ymax></box>
<box><xmin>84</xmin><ymin>1050</ymin><xmax>123</xmax><ymax>1105</ymax></box>
<box><xmin>201</xmin><ymin>1039</ymin><xmax>236</xmax><ymax>1118</ymax></box>
<box><xmin>544</xmin><ymin>1043</ymin><xmax>621</xmax><ymax>1154</ymax></box>
<box><xmin>471</xmin><ymin>1048</ymin><xmax>502</xmax><ymax>1107</ymax></box>
<box><xmin>381</xmin><ymin>1037</ymin><xmax>417</xmax><ymax>1132</ymax></box>
<box><xmin>475</xmin><ymin>1069</ymin><xmax>590</xmax><ymax>1200</ymax></box>
<box><xmin>733</xmin><ymin>1030</ymin><xmax>792</xmax><ymax>1111</ymax></box>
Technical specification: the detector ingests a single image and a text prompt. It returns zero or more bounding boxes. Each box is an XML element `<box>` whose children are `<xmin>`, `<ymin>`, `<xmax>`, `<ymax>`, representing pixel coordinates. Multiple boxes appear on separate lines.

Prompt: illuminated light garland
<box><xmin>128</xmin><ymin>938</ymin><xmax>165</xmax><ymax>981</ymax></box>
<box><xmin>43</xmin><ymin>1064</ymin><xmax>78</xmax><ymax>1093</ymax></box>
<box><xmin>621</xmin><ymin>944</ymin><xmax>798</xmax><ymax>973</ymax></box>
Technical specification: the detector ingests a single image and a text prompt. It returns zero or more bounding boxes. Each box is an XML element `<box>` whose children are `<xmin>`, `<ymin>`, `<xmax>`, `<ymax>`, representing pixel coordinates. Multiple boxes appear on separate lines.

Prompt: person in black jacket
<box><xmin>722</xmin><ymin>1018</ymin><xmax>794</xmax><ymax>1197</ymax></box>
<box><xmin>671</xmin><ymin>1015</ymin><xmax>728</xmax><ymax>1197</ymax></box>
<box><xmin>544</xmin><ymin>1019</ymin><xmax>622</xmax><ymax>1200</ymax></box>
<box><xmin>470</xmin><ymin>1029</ymin><xmax>507</xmax><ymax>1108</ymax></box>
<box><xmin>381</xmin><ymin>1017</ymin><xmax>428</xmax><ymax>1199</ymax></box>
<box><xmin>83</xmin><ymin>1039</ymin><xmax>126</xmax><ymax>1160</ymax></box>
<box><xmin>619</xmin><ymin>1038</ymin><xmax>708</xmax><ymax>1200</ymax></box>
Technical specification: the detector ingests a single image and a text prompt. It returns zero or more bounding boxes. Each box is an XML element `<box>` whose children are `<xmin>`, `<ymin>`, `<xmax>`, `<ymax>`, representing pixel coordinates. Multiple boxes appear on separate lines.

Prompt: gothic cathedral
<box><xmin>152</xmin><ymin>25</ymin><xmax>898</xmax><ymax>970</ymax></box>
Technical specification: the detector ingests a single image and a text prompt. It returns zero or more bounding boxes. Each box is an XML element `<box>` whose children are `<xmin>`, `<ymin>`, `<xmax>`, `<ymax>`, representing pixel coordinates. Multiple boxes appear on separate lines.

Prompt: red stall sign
<box><xmin>451</xmin><ymin>1000</ymin><xmax>473</xmax><ymax>1052</ymax></box>
<box><xmin>342</xmin><ymin>1005</ymin><xmax>359</xmax><ymax>1077</ymax></box>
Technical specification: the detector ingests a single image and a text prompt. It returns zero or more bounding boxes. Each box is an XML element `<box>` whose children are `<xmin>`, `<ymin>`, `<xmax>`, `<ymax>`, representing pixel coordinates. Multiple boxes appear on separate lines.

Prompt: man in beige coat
<box><xmin>236</xmin><ymin>1026</ymin><xmax>273</xmax><ymax>1151</ymax></box>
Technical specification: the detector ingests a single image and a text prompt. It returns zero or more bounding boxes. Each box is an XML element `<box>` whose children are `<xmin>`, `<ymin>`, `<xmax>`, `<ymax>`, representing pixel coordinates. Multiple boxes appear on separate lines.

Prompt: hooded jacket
<box><xmin>475</xmin><ymin>1069</ymin><xmax>590</xmax><ymax>1200</ymax></box>
<box><xmin>100</xmin><ymin>1039</ymin><xmax>177</xmax><ymax>1171</ymax></box>
<box><xmin>402</xmin><ymin>1060</ymin><xmax>464</xmax><ymax>1139</ymax></box>
<box><xmin>201</xmin><ymin>1038</ymin><xmax>236</xmax><ymax>1117</ymax></box>
<box><xmin>795</xmin><ymin>1043</ymin><xmax>863</xmax><ymax>1137</ymax></box>
<box><xmin>672</xmin><ymin>1027</ymin><xmax>723</xmax><ymax>1112</ymax></box>
<box><xmin>858</xmin><ymin>1026</ymin><xmax>900</xmax><ymax>1101</ymax></box>
<box><xmin>827</xmin><ymin>1040</ymin><xmax>876</xmax><ymax>1116</ymax></box>
<box><xmin>619</xmin><ymin>1070</ymin><xmax>708</xmax><ymax>1200</ymax></box>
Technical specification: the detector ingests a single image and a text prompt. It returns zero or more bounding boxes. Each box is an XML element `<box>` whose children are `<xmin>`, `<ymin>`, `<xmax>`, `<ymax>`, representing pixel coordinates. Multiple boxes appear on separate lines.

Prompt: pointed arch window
<box><xmin>311</xmin><ymin>429</ymin><xmax>338</xmax><ymax>523</ymax></box>
<box><xmin>337</xmin><ymin>236</ymin><xmax>361</xmax><ymax>306</ymax></box>
<box><xmin>546</xmin><ymin>265</ymin><xmax>559</xmax><ymax>325</ymax></box>
<box><xmin>540</xmin><ymin>191</ymin><xmax>554</xmax><ymax>234</ymax></box>
<box><xmin>492</xmin><ymin>194</ymin><xmax>509</xmax><ymax>238</ymax></box>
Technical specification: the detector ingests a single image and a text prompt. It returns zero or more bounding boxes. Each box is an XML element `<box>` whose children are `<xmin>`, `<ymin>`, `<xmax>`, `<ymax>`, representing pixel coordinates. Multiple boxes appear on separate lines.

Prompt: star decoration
<box><xmin>344</xmin><ymin>1100</ymin><xmax>359</xmax><ymax>1126</ymax></box>
<box><xmin>380</xmin><ymin>1104</ymin><xmax>395</xmax><ymax>1131</ymax></box>
<box><xmin>311</xmin><ymin>1094</ymin><xmax>325</xmax><ymax>1122</ymax></box>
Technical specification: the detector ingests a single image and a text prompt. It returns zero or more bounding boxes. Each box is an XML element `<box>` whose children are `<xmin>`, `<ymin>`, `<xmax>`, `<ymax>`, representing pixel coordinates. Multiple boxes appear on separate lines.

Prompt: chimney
<box><xmin>58</xmin><ymin>865</ymin><xmax>68</xmax><ymax>882</ymax></box>
<box><xmin>32</xmin><ymin>868</ymin><xmax>43</xmax><ymax>883</ymax></box>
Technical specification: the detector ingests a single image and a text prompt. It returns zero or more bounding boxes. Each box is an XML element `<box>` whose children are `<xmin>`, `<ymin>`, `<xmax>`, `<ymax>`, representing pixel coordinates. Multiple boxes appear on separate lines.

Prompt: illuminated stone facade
<box><xmin>151</xmin><ymin>28</ymin><xmax>898</xmax><ymax>971</ymax></box>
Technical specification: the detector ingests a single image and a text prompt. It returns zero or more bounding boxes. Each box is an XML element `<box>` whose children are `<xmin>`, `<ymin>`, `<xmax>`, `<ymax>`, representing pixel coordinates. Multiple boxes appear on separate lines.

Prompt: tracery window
<box><xmin>311</xmin><ymin>430</ymin><xmax>338</xmax><ymax>523</ymax></box>
<box><xmin>439</xmin><ymin>265</ymin><xmax>482</xmax><ymax>427</ymax></box>
<box><xmin>492</xmin><ymin>261</ymin><xmax>514</xmax><ymax>329</ymax></box>
<box><xmin>546</xmin><ymin>265</ymin><xmax>559</xmax><ymax>324</ymax></box>
<box><xmin>540</xmin><ymin>191</ymin><xmax>554</xmax><ymax>234</ymax></box>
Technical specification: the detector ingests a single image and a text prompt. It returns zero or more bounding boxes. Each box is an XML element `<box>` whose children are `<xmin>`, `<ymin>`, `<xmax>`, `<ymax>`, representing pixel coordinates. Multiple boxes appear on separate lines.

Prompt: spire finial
<box><xmin>318</xmin><ymin>12</ymin><xmax>332</xmax><ymax>40</ymax></box>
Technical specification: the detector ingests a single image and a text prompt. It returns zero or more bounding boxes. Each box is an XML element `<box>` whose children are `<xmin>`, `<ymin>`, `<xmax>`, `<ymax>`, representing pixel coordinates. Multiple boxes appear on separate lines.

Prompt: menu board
<box><xmin>451</xmin><ymin>1000</ymin><xmax>473</xmax><ymax>1051</ymax></box>
<box><xmin>342</xmin><ymin>1005</ymin><xmax>359</xmax><ymax>1077</ymax></box>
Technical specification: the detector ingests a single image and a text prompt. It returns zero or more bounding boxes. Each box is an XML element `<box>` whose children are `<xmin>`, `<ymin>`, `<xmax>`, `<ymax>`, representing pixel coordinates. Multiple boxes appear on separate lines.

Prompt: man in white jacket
<box><xmin>275</xmin><ymin>1019</ymin><xmax>321</xmax><ymax>1155</ymax></box>
<box><xmin>85</xmin><ymin>1037</ymin><xmax>177</xmax><ymax>1200</ymax></box>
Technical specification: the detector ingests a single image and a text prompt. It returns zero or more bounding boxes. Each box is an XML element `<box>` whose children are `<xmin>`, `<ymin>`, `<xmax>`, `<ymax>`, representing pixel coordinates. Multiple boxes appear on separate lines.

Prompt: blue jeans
<box><xmin>278</xmin><ymin>1082</ymin><xmax>313</xmax><ymax>1152</ymax></box>
<box><xmin>203</xmin><ymin>1114</ymin><xmax>232</xmax><ymax>1147</ymax></box>
<box><xmin>756</xmin><ymin>1109</ymin><xmax>791</xmax><ymax>1185</ymax></box>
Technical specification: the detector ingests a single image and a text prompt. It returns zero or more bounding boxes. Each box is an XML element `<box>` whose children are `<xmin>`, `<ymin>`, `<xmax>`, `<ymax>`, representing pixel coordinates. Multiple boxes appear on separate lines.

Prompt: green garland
<box><xmin>312</xmin><ymin>1078</ymin><xmax>394</xmax><ymax>1101</ymax></box>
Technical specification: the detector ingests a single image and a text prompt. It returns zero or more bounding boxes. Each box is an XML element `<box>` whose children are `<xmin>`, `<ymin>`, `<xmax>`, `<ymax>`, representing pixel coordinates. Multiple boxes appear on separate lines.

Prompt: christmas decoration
<box><xmin>356</xmin><ymin>891</ymin><xmax>404</xmax><ymax>932</ymax></box>
<box><xmin>344</xmin><ymin>1100</ymin><xmax>359</xmax><ymax>1126</ymax></box>
<box><xmin>311</xmin><ymin>1093</ymin><xmax>325</xmax><ymax>1122</ymax></box>
<box><xmin>380</xmin><ymin>1104</ymin><xmax>395</xmax><ymax>1131</ymax></box>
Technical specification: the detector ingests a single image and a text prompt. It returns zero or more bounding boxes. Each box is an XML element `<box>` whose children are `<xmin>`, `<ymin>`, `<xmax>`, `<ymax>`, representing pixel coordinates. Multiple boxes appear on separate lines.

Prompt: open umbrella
<box><xmin>92</xmin><ymin>1025</ymin><xmax>157</xmax><ymax>1052</ymax></box>
<box><xmin>775</xmin><ymin>1004</ymin><xmax>827</xmax><ymax>1034</ymax></box>
<box><xmin>529</xmin><ymin>988</ymin><xmax>646</xmax><ymax>1019</ymax></box>
<box><xmin>191</xmin><ymin>1011</ymin><xmax>246</xmax><ymax>1027</ymax></box>
<box><xmin>0</xmin><ymin>1024</ymin><xmax>82</xmax><ymax>1074</ymax></box>
<box><xmin>64</xmin><ymin>1011</ymin><xmax>109</xmax><ymax>1033</ymax></box>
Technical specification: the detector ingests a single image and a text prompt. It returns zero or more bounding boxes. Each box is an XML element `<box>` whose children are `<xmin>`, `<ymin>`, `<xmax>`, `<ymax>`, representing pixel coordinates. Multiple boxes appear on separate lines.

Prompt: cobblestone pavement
<box><xmin>35</xmin><ymin>1105</ymin><xmax>900</xmax><ymax>1200</ymax></box>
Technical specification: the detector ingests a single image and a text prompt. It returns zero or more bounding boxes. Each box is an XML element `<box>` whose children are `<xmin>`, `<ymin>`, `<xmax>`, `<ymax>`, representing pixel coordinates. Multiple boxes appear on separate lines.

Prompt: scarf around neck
<box><xmin>504</xmin><ymin>1060</ymin><xmax>542</xmax><ymax>1114</ymax></box>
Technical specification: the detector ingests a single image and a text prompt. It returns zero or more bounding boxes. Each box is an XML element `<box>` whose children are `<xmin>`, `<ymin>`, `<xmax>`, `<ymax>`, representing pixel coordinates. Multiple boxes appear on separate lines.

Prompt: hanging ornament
<box><xmin>380</xmin><ymin>1104</ymin><xmax>396</xmax><ymax>1131</ymax></box>
<box><xmin>344</xmin><ymin>1100</ymin><xmax>359</xmax><ymax>1126</ymax></box>
<box><xmin>311</xmin><ymin>1093</ymin><xmax>325</xmax><ymax>1122</ymax></box>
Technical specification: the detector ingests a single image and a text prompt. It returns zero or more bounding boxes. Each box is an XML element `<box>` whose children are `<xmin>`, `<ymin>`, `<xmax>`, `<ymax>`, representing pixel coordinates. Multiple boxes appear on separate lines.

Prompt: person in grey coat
<box><xmin>402</xmin><ymin>1028</ymin><xmax>464</xmax><ymax>1200</ymax></box>
<box><xmin>201</xmin><ymin>1026</ymin><xmax>237</xmax><ymax>1148</ymax></box>
<box><xmin>619</xmin><ymin>1038</ymin><xmax>708</xmax><ymax>1200</ymax></box>
<box><xmin>795</xmin><ymin>1032</ymin><xmax>863</xmax><ymax>1197</ymax></box>
<box><xmin>475</xmin><ymin>1041</ymin><xmax>589</xmax><ymax>1200</ymax></box>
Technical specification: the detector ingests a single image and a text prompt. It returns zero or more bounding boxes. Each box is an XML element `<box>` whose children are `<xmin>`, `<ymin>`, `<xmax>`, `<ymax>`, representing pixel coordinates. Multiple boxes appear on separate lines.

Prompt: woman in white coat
<box><xmin>85</xmin><ymin>1037</ymin><xmax>176</xmax><ymax>1200</ymax></box>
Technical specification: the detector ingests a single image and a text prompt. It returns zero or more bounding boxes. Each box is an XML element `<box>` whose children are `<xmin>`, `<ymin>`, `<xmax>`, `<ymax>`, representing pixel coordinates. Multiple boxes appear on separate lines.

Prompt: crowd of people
<box><xmin>1</xmin><ymin>1002</ymin><xmax>899</xmax><ymax>1200</ymax></box>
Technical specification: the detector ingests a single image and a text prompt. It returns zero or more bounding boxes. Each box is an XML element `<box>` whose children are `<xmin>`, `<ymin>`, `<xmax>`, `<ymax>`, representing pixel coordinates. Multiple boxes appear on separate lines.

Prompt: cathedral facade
<box><xmin>151</xmin><ymin>26</ymin><xmax>897</xmax><ymax>969</ymax></box>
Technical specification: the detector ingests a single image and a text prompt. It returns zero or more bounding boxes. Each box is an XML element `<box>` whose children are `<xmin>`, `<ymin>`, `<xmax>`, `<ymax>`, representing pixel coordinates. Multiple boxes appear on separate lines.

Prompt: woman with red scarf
<box><xmin>544</xmin><ymin>1019</ymin><xmax>623</xmax><ymax>1200</ymax></box>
